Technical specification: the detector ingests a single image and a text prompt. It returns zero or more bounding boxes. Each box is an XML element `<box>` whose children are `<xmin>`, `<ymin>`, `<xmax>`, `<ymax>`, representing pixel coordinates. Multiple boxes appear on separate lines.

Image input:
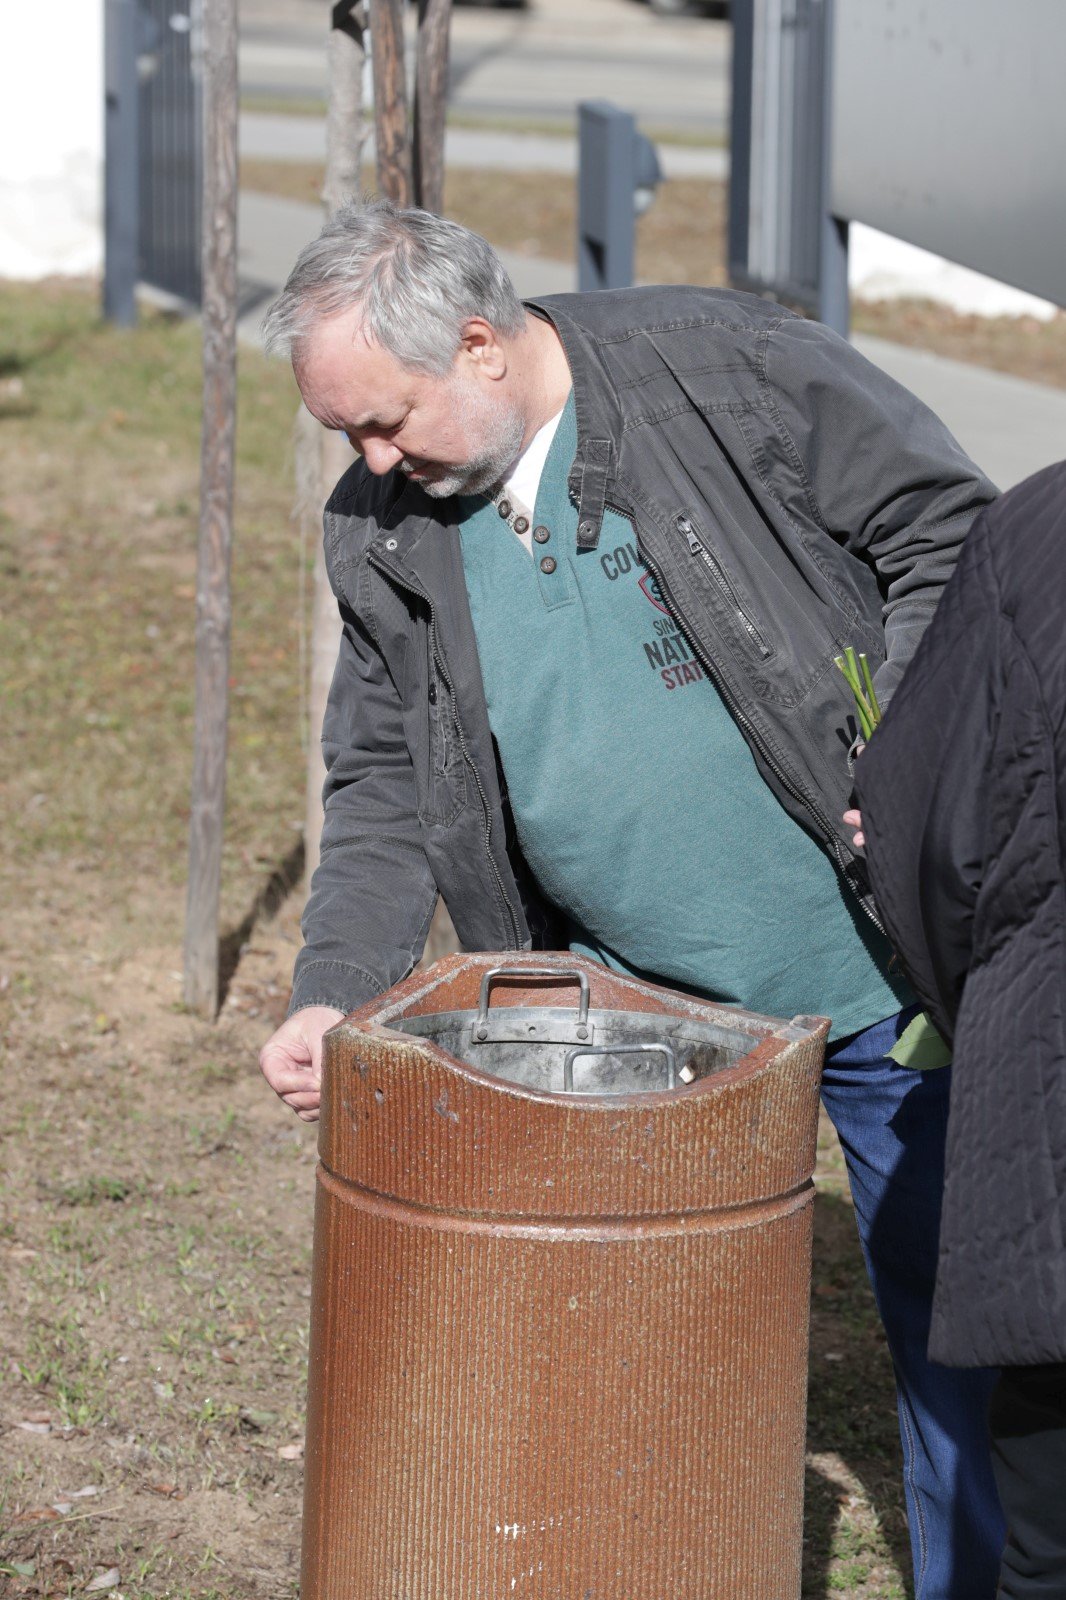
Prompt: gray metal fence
<box><xmin>137</xmin><ymin>0</ymin><xmax>202</xmax><ymax>306</ymax></box>
<box><xmin>728</xmin><ymin>0</ymin><xmax>847</xmax><ymax>332</ymax></box>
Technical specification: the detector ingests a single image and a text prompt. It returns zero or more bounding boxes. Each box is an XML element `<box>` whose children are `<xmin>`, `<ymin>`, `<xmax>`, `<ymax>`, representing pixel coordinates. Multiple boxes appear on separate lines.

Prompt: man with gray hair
<box><xmin>259</xmin><ymin>198</ymin><xmax>1004</xmax><ymax>1596</ymax></box>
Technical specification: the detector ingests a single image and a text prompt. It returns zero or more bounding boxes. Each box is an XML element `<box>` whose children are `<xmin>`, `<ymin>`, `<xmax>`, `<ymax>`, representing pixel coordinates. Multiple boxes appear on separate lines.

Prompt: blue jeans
<box><xmin>821</xmin><ymin>1009</ymin><xmax>1006</xmax><ymax>1600</ymax></box>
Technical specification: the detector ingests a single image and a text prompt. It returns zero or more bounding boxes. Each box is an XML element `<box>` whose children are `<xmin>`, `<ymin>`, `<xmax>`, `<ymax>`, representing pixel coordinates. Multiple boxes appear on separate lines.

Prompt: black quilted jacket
<box><xmin>855</xmin><ymin>462</ymin><xmax>1066</xmax><ymax>1367</ymax></box>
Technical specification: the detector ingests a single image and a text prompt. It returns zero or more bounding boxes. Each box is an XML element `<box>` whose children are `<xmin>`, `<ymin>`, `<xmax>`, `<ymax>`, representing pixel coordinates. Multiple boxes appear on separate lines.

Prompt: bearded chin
<box><xmin>438</xmin><ymin>394</ymin><xmax>526</xmax><ymax>499</ymax></box>
<box><xmin>408</xmin><ymin>451</ymin><xmax>517</xmax><ymax>501</ymax></box>
<box><xmin>409</xmin><ymin>467</ymin><xmax>488</xmax><ymax>500</ymax></box>
<box><xmin>399</xmin><ymin>390</ymin><xmax>526</xmax><ymax>500</ymax></box>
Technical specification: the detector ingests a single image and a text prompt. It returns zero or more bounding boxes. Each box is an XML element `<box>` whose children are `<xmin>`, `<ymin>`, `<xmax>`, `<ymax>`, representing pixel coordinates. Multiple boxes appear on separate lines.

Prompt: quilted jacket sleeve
<box><xmin>853</xmin><ymin>505</ymin><xmax>1002</xmax><ymax>1041</ymax></box>
<box><xmin>764</xmin><ymin>315</ymin><xmax>998</xmax><ymax>708</ymax></box>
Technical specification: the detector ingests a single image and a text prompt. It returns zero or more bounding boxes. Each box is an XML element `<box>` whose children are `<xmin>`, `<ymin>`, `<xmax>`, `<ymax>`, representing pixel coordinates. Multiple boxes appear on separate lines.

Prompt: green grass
<box><xmin>0</xmin><ymin>284</ymin><xmax>305</xmax><ymax>920</ymax></box>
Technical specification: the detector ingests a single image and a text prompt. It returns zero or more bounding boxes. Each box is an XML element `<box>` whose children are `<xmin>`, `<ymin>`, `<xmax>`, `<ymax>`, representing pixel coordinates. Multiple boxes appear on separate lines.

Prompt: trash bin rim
<box><xmin>325</xmin><ymin>1010</ymin><xmax>829</xmax><ymax>1111</ymax></box>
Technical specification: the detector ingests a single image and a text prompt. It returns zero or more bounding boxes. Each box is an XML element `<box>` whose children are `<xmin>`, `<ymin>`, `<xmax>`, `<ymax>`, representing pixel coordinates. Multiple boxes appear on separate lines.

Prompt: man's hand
<box><xmin>844</xmin><ymin>738</ymin><xmax>866</xmax><ymax>849</ymax></box>
<box><xmin>259</xmin><ymin>1006</ymin><xmax>345</xmax><ymax>1122</ymax></box>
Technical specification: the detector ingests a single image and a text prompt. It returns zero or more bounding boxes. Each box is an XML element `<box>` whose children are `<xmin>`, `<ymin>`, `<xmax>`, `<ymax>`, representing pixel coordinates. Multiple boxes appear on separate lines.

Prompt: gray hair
<box><xmin>260</xmin><ymin>198</ymin><xmax>526</xmax><ymax>374</ymax></box>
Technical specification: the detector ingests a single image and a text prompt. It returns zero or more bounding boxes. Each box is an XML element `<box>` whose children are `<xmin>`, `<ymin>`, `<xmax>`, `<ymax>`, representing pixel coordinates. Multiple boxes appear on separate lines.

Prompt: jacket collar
<box><xmin>524</xmin><ymin>296</ymin><xmax>624</xmax><ymax>551</ymax></box>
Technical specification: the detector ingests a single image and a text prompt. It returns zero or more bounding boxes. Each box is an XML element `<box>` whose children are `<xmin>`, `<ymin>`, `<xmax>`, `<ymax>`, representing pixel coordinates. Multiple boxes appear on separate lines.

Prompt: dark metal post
<box><xmin>103</xmin><ymin>0</ymin><xmax>140</xmax><ymax>326</ymax></box>
<box><xmin>578</xmin><ymin>101</ymin><xmax>638</xmax><ymax>292</ymax></box>
<box><xmin>817</xmin><ymin>0</ymin><xmax>849</xmax><ymax>335</ymax></box>
<box><xmin>183</xmin><ymin>0</ymin><xmax>239</xmax><ymax>1019</ymax></box>
<box><xmin>727</xmin><ymin>0</ymin><xmax>753</xmax><ymax>290</ymax></box>
<box><xmin>727</xmin><ymin>0</ymin><xmax>848</xmax><ymax>330</ymax></box>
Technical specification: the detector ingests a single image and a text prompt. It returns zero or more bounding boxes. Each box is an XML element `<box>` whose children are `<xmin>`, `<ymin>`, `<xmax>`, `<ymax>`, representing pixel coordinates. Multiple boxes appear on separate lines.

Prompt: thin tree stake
<box><xmin>183</xmin><ymin>0</ymin><xmax>239</xmax><ymax>1019</ymax></box>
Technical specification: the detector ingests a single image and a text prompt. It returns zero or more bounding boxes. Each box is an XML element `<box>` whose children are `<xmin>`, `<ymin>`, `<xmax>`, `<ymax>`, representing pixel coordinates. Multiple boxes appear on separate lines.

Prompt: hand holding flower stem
<box><xmin>836</xmin><ymin>647</ymin><xmax>881</xmax><ymax>848</ymax></box>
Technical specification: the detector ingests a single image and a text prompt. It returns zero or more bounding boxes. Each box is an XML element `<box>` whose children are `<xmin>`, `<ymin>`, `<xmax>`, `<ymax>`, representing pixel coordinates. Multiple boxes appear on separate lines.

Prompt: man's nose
<box><xmin>359</xmin><ymin>436</ymin><xmax>404</xmax><ymax>476</ymax></box>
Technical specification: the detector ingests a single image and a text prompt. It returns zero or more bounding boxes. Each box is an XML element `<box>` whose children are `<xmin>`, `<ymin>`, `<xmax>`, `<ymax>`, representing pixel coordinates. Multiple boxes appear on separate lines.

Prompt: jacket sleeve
<box><xmin>853</xmin><ymin>507</ymin><xmax>1002</xmax><ymax>1040</ymax></box>
<box><xmin>763</xmin><ymin>315</ymin><xmax>998</xmax><ymax>706</ymax></box>
<box><xmin>288</xmin><ymin>576</ymin><xmax>438</xmax><ymax>1017</ymax></box>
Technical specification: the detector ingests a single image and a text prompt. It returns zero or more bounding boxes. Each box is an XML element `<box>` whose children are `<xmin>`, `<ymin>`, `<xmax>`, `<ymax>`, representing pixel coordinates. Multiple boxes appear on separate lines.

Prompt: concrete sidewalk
<box><xmin>240</xmin><ymin>112</ymin><xmax>730</xmax><ymax>182</ymax></box>
<box><xmin>240</xmin><ymin>188</ymin><xmax>1065</xmax><ymax>492</ymax></box>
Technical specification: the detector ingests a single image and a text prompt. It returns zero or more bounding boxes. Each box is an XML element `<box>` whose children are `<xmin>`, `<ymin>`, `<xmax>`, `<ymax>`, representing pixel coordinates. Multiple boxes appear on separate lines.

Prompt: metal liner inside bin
<box><xmin>391</xmin><ymin>963</ymin><xmax>762</xmax><ymax>1094</ymax></box>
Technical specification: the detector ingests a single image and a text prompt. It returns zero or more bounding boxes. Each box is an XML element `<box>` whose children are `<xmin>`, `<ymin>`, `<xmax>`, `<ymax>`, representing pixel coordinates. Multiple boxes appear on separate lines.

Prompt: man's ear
<box><xmin>459</xmin><ymin>318</ymin><xmax>507</xmax><ymax>381</ymax></box>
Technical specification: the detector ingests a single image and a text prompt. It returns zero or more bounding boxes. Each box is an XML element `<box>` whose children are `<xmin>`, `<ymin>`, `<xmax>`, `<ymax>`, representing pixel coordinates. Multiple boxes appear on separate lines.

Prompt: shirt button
<box><xmin>514</xmin><ymin>516</ymin><xmax>529</xmax><ymax>535</ymax></box>
<box><xmin>533</xmin><ymin>525</ymin><xmax>550</xmax><ymax>544</ymax></box>
<box><xmin>497</xmin><ymin>499</ymin><xmax>512</xmax><ymax>519</ymax></box>
<box><xmin>540</xmin><ymin>556</ymin><xmax>557</xmax><ymax>575</ymax></box>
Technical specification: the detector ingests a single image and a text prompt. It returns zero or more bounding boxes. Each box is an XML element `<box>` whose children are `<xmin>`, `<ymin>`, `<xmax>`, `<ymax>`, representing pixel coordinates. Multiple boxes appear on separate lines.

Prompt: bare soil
<box><xmin>1</xmin><ymin>283</ymin><xmax>910</xmax><ymax>1597</ymax></box>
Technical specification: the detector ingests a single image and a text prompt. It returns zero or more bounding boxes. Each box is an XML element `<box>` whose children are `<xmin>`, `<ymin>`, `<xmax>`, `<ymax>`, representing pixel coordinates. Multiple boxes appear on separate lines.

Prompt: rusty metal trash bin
<box><xmin>303</xmin><ymin>951</ymin><xmax>828</xmax><ymax>1600</ymax></box>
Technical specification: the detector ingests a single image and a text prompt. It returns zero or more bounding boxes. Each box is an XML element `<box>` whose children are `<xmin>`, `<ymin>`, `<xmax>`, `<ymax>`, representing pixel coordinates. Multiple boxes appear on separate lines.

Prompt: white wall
<box><xmin>0</xmin><ymin>1</ymin><xmax>104</xmax><ymax>278</ymax></box>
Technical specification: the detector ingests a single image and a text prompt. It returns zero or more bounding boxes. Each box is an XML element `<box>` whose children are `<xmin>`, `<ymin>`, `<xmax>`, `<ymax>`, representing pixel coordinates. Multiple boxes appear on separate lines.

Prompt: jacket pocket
<box><xmin>675</xmin><ymin>512</ymin><xmax>774</xmax><ymax>662</ymax></box>
<box><xmin>417</xmin><ymin>643</ymin><xmax>467</xmax><ymax>826</ymax></box>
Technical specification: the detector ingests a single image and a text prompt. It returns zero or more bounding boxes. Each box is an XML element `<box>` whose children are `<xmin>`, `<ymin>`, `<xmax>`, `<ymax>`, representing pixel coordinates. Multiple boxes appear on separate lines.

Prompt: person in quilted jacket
<box><xmin>853</xmin><ymin>461</ymin><xmax>1066</xmax><ymax>1598</ymax></box>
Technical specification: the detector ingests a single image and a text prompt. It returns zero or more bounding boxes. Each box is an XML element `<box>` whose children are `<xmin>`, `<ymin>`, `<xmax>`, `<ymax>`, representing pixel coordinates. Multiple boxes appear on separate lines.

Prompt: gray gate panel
<box><xmin>138</xmin><ymin>0</ymin><xmax>202</xmax><ymax>305</ymax></box>
<box><xmin>729</xmin><ymin>0</ymin><xmax>847</xmax><ymax>332</ymax></box>
<box><xmin>832</xmin><ymin>0</ymin><xmax>1066</xmax><ymax>307</ymax></box>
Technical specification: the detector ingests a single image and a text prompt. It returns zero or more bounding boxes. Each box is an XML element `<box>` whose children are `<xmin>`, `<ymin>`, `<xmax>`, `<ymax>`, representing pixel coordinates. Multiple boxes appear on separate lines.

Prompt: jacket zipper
<box><xmin>368</xmin><ymin>548</ymin><xmax>522</xmax><ymax>949</ymax></box>
<box><xmin>625</xmin><ymin>507</ymin><xmax>885</xmax><ymax>933</ymax></box>
<box><xmin>678</xmin><ymin>515</ymin><xmax>773</xmax><ymax>661</ymax></box>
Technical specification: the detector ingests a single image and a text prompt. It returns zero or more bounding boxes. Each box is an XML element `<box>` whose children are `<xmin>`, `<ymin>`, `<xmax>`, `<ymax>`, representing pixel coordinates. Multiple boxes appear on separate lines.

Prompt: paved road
<box><xmin>240</xmin><ymin>112</ymin><xmax>729</xmax><ymax>180</ymax></box>
<box><xmin>238</xmin><ymin>0</ymin><xmax>731</xmax><ymax>137</ymax></box>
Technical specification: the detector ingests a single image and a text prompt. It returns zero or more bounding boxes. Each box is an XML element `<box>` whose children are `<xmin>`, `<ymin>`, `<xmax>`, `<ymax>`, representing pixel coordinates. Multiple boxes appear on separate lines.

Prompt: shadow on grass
<box><xmin>803</xmin><ymin>1188</ymin><xmax>915</xmax><ymax>1598</ymax></box>
<box><xmin>0</xmin><ymin>322</ymin><xmax>87</xmax><ymax>378</ymax></box>
<box><xmin>218</xmin><ymin>835</ymin><xmax>305</xmax><ymax>1004</ymax></box>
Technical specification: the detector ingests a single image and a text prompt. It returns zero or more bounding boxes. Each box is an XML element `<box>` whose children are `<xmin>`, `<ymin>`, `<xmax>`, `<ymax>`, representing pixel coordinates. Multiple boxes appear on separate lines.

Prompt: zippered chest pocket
<box><xmin>676</xmin><ymin>513</ymin><xmax>774</xmax><ymax>662</ymax></box>
<box><xmin>421</xmin><ymin>640</ymin><xmax>467</xmax><ymax>825</ymax></box>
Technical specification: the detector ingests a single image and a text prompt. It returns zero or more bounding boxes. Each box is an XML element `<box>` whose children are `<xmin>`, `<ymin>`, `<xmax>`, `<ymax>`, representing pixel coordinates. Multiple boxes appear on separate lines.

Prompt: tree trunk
<box><xmin>184</xmin><ymin>0</ymin><xmax>239</xmax><ymax>1019</ymax></box>
<box><xmin>368</xmin><ymin>0</ymin><xmax>411</xmax><ymax>204</ymax></box>
<box><xmin>413</xmin><ymin>0</ymin><xmax>452</xmax><ymax>213</ymax></box>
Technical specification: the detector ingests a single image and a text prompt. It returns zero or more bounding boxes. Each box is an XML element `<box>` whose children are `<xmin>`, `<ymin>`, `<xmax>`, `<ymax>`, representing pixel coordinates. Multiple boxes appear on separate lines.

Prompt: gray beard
<box><xmin>401</xmin><ymin>387</ymin><xmax>526</xmax><ymax>500</ymax></box>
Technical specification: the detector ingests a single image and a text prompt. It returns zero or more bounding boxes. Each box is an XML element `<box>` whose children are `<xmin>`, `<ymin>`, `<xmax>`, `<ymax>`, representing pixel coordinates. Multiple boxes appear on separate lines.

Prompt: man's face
<box><xmin>294</xmin><ymin>309</ymin><xmax>525</xmax><ymax>498</ymax></box>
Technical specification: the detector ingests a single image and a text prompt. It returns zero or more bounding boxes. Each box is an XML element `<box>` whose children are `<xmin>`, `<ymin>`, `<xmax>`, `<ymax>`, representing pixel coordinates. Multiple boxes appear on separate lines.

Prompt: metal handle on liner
<box><xmin>562</xmin><ymin>1042</ymin><xmax>678</xmax><ymax>1093</ymax></box>
<box><xmin>475</xmin><ymin>965</ymin><xmax>591</xmax><ymax>1042</ymax></box>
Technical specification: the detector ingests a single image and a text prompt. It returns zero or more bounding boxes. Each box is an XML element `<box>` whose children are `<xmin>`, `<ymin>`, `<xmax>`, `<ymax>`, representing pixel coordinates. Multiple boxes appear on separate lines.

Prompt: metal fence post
<box><xmin>104</xmin><ymin>0</ymin><xmax>140</xmax><ymax>326</ymax></box>
<box><xmin>727</xmin><ymin>0</ymin><xmax>754</xmax><ymax>291</ymax></box>
<box><xmin>728</xmin><ymin>0</ymin><xmax>848</xmax><ymax>331</ymax></box>
<box><xmin>817</xmin><ymin>0</ymin><xmax>848</xmax><ymax>334</ymax></box>
<box><xmin>578</xmin><ymin>101</ymin><xmax>638</xmax><ymax>292</ymax></box>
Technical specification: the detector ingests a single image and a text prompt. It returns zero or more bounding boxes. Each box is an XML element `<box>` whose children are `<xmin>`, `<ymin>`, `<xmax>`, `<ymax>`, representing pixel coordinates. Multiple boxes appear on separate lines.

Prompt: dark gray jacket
<box><xmin>290</xmin><ymin>286</ymin><xmax>996</xmax><ymax>1017</ymax></box>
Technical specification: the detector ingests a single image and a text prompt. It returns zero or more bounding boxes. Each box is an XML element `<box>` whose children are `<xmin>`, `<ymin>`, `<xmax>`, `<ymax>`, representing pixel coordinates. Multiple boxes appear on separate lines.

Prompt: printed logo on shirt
<box><xmin>644</xmin><ymin>617</ymin><xmax>706</xmax><ymax>690</ymax></box>
<box><xmin>600</xmin><ymin>539</ymin><xmax>705</xmax><ymax>692</ymax></box>
<box><xmin>638</xmin><ymin>570</ymin><xmax>670</xmax><ymax>614</ymax></box>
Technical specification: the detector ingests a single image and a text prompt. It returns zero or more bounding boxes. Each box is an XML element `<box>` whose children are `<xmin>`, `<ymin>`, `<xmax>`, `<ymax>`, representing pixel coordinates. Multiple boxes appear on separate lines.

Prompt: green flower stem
<box><xmin>858</xmin><ymin>653</ymin><xmax>882</xmax><ymax>727</ymax></box>
<box><xmin>834</xmin><ymin>653</ymin><xmax>876</xmax><ymax>739</ymax></box>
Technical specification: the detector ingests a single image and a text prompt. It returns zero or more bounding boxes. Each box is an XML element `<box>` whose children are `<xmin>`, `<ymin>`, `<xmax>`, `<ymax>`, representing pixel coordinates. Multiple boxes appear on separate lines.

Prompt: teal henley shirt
<box><xmin>457</xmin><ymin>397</ymin><xmax>911</xmax><ymax>1038</ymax></box>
